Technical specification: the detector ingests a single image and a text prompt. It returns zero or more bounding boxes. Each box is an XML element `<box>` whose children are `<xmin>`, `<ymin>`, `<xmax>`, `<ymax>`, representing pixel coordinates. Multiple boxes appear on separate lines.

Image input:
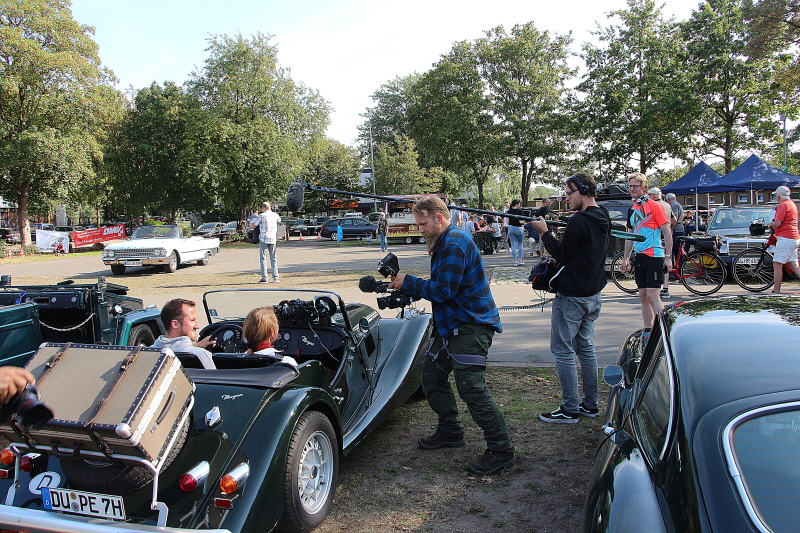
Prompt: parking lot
<box><xmin>1</xmin><ymin>237</ymin><xmax>758</xmax><ymax>369</ymax></box>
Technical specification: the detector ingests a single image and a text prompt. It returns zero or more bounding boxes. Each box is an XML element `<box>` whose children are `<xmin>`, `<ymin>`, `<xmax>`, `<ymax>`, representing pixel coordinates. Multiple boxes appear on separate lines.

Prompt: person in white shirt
<box><xmin>465</xmin><ymin>215</ymin><xmax>476</xmax><ymax>236</ymax></box>
<box><xmin>251</xmin><ymin>201</ymin><xmax>282</xmax><ymax>283</ymax></box>
<box><xmin>151</xmin><ymin>298</ymin><xmax>216</xmax><ymax>369</ymax></box>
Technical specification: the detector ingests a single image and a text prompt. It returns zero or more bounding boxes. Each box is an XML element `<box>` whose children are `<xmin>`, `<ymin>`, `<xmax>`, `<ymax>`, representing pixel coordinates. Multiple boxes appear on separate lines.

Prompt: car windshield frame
<box><xmin>709</xmin><ymin>208</ymin><xmax>776</xmax><ymax>232</ymax></box>
<box><xmin>131</xmin><ymin>225</ymin><xmax>183</xmax><ymax>239</ymax></box>
<box><xmin>202</xmin><ymin>288</ymin><xmax>351</xmax><ymax>329</ymax></box>
<box><xmin>723</xmin><ymin>400</ymin><xmax>800</xmax><ymax>533</ymax></box>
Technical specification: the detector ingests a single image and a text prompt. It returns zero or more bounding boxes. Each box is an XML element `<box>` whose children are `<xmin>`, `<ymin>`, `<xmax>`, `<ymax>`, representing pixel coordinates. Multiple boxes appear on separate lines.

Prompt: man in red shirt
<box><xmin>769</xmin><ymin>186</ymin><xmax>800</xmax><ymax>293</ymax></box>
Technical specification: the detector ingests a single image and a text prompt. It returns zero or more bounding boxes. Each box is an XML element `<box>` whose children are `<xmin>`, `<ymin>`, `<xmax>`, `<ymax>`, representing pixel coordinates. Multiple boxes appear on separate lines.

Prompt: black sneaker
<box><xmin>539</xmin><ymin>406</ymin><xmax>580</xmax><ymax>424</ymax></box>
<box><xmin>468</xmin><ymin>449</ymin><xmax>516</xmax><ymax>475</ymax></box>
<box><xmin>660</xmin><ymin>288</ymin><xmax>670</xmax><ymax>299</ymax></box>
<box><xmin>577</xmin><ymin>401</ymin><xmax>599</xmax><ymax>418</ymax></box>
<box><xmin>418</xmin><ymin>428</ymin><xmax>465</xmax><ymax>450</ymax></box>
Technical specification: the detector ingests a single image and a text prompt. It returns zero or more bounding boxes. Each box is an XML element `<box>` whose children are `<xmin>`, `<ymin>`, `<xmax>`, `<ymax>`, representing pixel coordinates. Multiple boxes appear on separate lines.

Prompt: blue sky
<box><xmin>71</xmin><ymin>0</ymin><xmax>701</xmax><ymax>146</ymax></box>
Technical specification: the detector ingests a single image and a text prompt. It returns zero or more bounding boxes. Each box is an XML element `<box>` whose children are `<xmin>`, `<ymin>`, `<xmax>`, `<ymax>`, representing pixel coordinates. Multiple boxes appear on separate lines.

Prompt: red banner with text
<box><xmin>73</xmin><ymin>225</ymin><xmax>126</xmax><ymax>247</ymax></box>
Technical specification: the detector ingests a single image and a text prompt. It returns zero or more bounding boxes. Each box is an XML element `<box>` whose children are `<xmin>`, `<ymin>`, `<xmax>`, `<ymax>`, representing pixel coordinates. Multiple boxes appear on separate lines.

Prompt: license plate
<box><xmin>738</xmin><ymin>257</ymin><xmax>762</xmax><ymax>265</ymax></box>
<box><xmin>124</xmin><ymin>260</ymin><xmax>142</xmax><ymax>266</ymax></box>
<box><xmin>42</xmin><ymin>487</ymin><xmax>125</xmax><ymax>520</ymax></box>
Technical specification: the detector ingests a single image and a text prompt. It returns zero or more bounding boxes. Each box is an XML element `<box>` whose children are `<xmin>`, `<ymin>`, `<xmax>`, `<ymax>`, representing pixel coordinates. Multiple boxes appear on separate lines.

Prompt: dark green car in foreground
<box><xmin>0</xmin><ymin>277</ymin><xmax>163</xmax><ymax>366</ymax></box>
<box><xmin>0</xmin><ymin>288</ymin><xmax>433</xmax><ymax>533</ymax></box>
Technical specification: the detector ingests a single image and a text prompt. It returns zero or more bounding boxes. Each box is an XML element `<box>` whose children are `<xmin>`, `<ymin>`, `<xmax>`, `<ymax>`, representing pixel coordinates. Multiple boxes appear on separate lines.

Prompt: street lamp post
<box><xmin>369</xmin><ymin>117</ymin><xmax>377</xmax><ymax>213</ymax></box>
<box><xmin>781</xmin><ymin>113</ymin><xmax>788</xmax><ymax>172</ymax></box>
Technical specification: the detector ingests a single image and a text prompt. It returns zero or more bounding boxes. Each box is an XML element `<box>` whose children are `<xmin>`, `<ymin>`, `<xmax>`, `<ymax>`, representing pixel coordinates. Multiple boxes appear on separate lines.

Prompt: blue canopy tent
<box><xmin>697</xmin><ymin>154</ymin><xmax>800</xmax><ymax>197</ymax></box>
<box><xmin>662</xmin><ymin>162</ymin><xmax>722</xmax><ymax>196</ymax></box>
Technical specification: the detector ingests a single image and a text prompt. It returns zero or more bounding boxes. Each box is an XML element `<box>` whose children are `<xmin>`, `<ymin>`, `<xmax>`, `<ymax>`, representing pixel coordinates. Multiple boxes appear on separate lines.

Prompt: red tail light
<box><xmin>179</xmin><ymin>461</ymin><xmax>210</xmax><ymax>492</ymax></box>
<box><xmin>19</xmin><ymin>453</ymin><xmax>40</xmax><ymax>472</ymax></box>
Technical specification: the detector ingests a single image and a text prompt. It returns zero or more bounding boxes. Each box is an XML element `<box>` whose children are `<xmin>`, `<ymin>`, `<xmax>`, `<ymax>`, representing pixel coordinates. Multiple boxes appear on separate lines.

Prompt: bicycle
<box><xmin>731</xmin><ymin>234</ymin><xmax>800</xmax><ymax>292</ymax></box>
<box><xmin>610</xmin><ymin>236</ymin><xmax>727</xmax><ymax>296</ymax></box>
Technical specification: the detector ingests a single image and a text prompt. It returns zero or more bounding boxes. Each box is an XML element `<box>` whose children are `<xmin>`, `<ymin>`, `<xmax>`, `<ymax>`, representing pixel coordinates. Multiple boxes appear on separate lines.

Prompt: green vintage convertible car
<box><xmin>0</xmin><ymin>288</ymin><xmax>433</xmax><ymax>533</ymax></box>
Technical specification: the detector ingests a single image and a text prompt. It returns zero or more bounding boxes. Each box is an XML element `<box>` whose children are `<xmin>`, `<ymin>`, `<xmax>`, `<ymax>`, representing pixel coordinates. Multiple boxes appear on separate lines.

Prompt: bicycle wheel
<box><xmin>679</xmin><ymin>251</ymin><xmax>726</xmax><ymax>295</ymax></box>
<box><xmin>732</xmin><ymin>248</ymin><xmax>774</xmax><ymax>292</ymax></box>
<box><xmin>610</xmin><ymin>252</ymin><xmax>637</xmax><ymax>294</ymax></box>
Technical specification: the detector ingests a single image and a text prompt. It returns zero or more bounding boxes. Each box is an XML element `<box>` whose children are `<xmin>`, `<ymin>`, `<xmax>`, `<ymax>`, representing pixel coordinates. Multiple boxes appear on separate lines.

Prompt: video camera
<box><xmin>359</xmin><ymin>253</ymin><xmax>419</xmax><ymax>310</ymax></box>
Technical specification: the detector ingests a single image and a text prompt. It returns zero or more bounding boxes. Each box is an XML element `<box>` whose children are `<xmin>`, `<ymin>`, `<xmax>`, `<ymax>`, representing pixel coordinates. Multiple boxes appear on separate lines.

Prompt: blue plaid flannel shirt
<box><xmin>401</xmin><ymin>225</ymin><xmax>501</xmax><ymax>339</ymax></box>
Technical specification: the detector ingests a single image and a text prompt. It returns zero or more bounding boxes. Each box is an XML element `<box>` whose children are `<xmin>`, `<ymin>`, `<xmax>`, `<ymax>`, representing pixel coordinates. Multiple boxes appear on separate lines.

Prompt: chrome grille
<box><xmin>726</xmin><ymin>238</ymin><xmax>767</xmax><ymax>256</ymax></box>
<box><xmin>112</xmin><ymin>249</ymin><xmax>159</xmax><ymax>259</ymax></box>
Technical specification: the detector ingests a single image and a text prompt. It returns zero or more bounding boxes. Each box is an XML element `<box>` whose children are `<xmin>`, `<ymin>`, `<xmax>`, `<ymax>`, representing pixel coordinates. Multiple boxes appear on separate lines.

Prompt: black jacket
<box><xmin>540</xmin><ymin>205</ymin><xmax>610</xmax><ymax>297</ymax></box>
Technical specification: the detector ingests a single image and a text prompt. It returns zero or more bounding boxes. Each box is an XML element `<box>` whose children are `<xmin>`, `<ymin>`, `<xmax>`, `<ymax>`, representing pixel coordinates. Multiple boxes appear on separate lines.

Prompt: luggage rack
<box><xmin>5</xmin><ymin>395</ymin><xmax>194</xmax><ymax>527</ymax></box>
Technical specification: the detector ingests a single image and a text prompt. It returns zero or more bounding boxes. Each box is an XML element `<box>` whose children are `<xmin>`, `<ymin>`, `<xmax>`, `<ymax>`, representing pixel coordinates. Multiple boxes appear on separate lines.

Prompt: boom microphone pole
<box><xmin>290</xmin><ymin>183</ymin><xmax>645</xmax><ymax>242</ymax></box>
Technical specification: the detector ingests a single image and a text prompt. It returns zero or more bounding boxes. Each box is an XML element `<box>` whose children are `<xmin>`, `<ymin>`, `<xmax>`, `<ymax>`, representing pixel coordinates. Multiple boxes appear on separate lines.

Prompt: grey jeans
<box><xmin>259</xmin><ymin>241</ymin><xmax>279</xmax><ymax>281</ymax></box>
<box><xmin>550</xmin><ymin>292</ymin><xmax>602</xmax><ymax>413</ymax></box>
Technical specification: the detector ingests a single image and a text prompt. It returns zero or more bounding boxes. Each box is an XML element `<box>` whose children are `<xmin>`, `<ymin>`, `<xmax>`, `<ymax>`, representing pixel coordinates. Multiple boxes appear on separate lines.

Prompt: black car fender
<box><xmin>582</xmin><ymin>442</ymin><xmax>668</xmax><ymax>533</ymax></box>
<box><xmin>216</xmin><ymin>377</ymin><xmax>342</xmax><ymax>533</ymax></box>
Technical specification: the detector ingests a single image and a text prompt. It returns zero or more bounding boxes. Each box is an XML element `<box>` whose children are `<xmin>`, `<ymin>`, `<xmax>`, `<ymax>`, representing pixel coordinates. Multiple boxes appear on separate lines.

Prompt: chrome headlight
<box><xmin>718</xmin><ymin>238</ymin><xmax>729</xmax><ymax>254</ymax></box>
<box><xmin>156</xmin><ymin>248</ymin><xmax>167</xmax><ymax>257</ymax></box>
<box><xmin>103</xmin><ymin>250</ymin><xmax>115</xmax><ymax>258</ymax></box>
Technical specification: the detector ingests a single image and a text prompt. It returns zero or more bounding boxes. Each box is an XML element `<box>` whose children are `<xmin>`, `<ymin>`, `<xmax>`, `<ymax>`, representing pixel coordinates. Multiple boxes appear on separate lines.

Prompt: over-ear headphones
<box><xmin>567</xmin><ymin>175</ymin><xmax>589</xmax><ymax>196</ymax></box>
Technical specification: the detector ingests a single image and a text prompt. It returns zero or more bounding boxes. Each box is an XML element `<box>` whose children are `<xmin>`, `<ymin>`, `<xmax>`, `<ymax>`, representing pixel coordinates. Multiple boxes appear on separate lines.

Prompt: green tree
<box><xmin>303</xmin><ymin>137</ymin><xmax>360</xmax><ymax>214</ymax></box>
<box><xmin>745</xmin><ymin>0</ymin><xmax>800</xmax><ymax>88</ymax></box>
<box><xmin>683</xmin><ymin>0</ymin><xmax>794</xmax><ymax>173</ymax></box>
<box><xmin>105</xmin><ymin>82</ymin><xmax>212</xmax><ymax>223</ymax></box>
<box><xmin>187</xmin><ymin>33</ymin><xmax>331</xmax><ymax>224</ymax></box>
<box><xmin>408</xmin><ymin>41</ymin><xmax>503</xmax><ymax>207</ymax></box>
<box><xmin>475</xmin><ymin>22</ymin><xmax>576</xmax><ymax>204</ymax></box>
<box><xmin>577</xmin><ymin>0</ymin><xmax>691</xmax><ymax>179</ymax></box>
<box><xmin>357</xmin><ymin>74</ymin><xmax>420</xmax><ymax>161</ymax></box>
<box><xmin>0</xmin><ymin>0</ymin><xmax>124</xmax><ymax>244</ymax></box>
<box><xmin>373</xmin><ymin>134</ymin><xmax>433</xmax><ymax>196</ymax></box>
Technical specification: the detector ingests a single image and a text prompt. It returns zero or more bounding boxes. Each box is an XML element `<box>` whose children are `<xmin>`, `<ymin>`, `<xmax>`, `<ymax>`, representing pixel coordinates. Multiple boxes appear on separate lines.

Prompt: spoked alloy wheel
<box><xmin>610</xmin><ymin>252</ymin><xmax>637</xmax><ymax>294</ymax></box>
<box><xmin>679</xmin><ymin>251</ymin><xmax>726</xmax><ymax>295</ymax></box>
<box><xmin>278</xmin><ymin>411</ymin><xmax>338</xmax><ymax>533</ymax></box>
<box><xmin>732</xmin><ymin>248</ymin><xmax>774</xmax><ymax>292</ymax></box>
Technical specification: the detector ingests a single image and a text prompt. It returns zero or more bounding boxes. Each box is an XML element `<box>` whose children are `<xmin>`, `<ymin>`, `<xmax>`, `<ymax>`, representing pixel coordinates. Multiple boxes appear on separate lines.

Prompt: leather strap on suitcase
<box><xmin>35</xmin><ymin>342</ymin><xmax>72</xmax><ymax>387</ymax></box>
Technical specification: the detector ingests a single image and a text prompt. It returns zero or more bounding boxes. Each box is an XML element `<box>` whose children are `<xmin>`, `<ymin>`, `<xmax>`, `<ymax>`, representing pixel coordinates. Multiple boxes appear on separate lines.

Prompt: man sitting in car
<box><xmin>151</xmin><ymin>298</ymin><xmax>216</xmax><ymax>369</ymax></box>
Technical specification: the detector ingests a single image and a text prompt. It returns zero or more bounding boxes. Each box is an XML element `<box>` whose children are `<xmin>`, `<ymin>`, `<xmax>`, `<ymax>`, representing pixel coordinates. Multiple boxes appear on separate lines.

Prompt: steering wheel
<box><xmin>209</xmin><ymin>324</ymin><xmax>246</xmax><ymax>353</ymax></box>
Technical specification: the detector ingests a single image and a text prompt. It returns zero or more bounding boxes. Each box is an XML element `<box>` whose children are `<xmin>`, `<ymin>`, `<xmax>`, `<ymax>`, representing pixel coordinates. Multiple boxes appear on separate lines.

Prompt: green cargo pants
<box><xmin>422</xmin><ymin>323</ymin><xmax>513</xmax><ymax>453</ymax></box>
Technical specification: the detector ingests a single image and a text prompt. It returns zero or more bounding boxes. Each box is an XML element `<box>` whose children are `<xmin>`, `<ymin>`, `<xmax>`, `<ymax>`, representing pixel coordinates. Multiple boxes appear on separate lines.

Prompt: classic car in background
<box><xmin>192</xmin><ymin>222</ymin><xmax>227</xmax><ymax>238</ymax></box>
<box><xmin>102</xmin><ymin>225</ymin><xmax>220</xmax><ymax>275</ymax></box>
<box><xmin>0</xmin><ymin>288</ymin><xmax>433</xmax><ymax>533</ymax></box>
<box><xmin>705</xmin><ymin>205</ymin><xmax>777</xmax><ymax>266</ymax></box>
<box><xmin>289</xmin><ymin>218</ymin><xmax>322</xmax><ymax>236</ymax></box>
<box><xmin>0</xmin><ymin>228</ymin><xmax>21</xmax><ymax>244</ymax></box>
<box><xmin>583</xmin><ymin>294</ymin><xmax>800</xmax><ymax>533</ymax></box>
<box><xmin>0</xmin><ymin>277</ymin><xmax>163</xmax><ymax>367</ymax></box>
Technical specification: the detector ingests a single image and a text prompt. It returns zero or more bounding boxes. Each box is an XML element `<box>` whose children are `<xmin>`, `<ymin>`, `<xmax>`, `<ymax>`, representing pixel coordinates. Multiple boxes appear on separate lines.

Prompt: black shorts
<box><xmin>634</xmin><ymin>255</ymin><xmax>666</xmax><ymax>289</ymax></box>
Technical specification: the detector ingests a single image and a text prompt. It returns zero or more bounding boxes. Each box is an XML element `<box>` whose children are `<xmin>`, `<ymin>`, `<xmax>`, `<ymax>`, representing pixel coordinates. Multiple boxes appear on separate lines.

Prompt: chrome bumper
<box><xmin>0</xmin><ymin>505</ymin><xmax>231</xmax><ymax>533</ymax></box>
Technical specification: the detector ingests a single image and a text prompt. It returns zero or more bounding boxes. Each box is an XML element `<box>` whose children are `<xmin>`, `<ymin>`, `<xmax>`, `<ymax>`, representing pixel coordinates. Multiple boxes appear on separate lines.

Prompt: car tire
<box><xmin>163</xmin><ymin>252</ymin><xmax>178</xmax><ymax>273</ymax></box>
<box><xmin>110</xmin><ymin>264</ymin><xmax>126</xmax><ymax>275</ymax></box>
<box><xmin>329</xmin><ymin>234</ymin><xmax>337</xmax><ymax>241</ymax></box>
<box><xmin>418</xmin><ymin>237</ymin><xmax>425</xmax><ymax>244</ymax></box>
<box><xmin>197</xmin><ymin>252</ymin><xmax>209</xmax><ymax>266</ymax></box>
<box><xmin>404</xmin><ymin>237</ymin><xmax>412</xmax><ymax>244</ymax></box>
<box><xmin>277</xmin><ymin>411</ymin><xmax>338</xmax><ymax>533</ymax></box>
<box><xmin>128</xmin><ymin>324</ymin><xmax>155</xmax><ymax>346</ymax></box>
<box><xmin>60</xmin><ymin>417</ymin><xmax>189</xmax><ymax>496</ymax></box>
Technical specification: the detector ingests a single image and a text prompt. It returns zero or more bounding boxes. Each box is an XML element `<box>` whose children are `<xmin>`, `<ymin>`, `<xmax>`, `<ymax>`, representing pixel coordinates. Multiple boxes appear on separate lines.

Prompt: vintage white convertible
<box><xmin>102</xmin><ymin>225</ymin><xmax>220</xmax><ymax>275</ymax></box>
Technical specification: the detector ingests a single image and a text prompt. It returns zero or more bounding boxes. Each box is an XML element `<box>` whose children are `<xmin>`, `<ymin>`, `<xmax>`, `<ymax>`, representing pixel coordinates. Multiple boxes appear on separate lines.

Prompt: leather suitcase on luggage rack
<box><xmin>0</xmin><ymin>343</ymin><xmax>194</xmax><ymax>467</ymax></box>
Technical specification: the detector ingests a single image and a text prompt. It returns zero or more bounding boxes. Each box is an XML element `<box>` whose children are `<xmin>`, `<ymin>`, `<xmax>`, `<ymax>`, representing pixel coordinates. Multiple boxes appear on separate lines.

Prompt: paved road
<box><xmin>1</xmin><ymin>238</ymin><xmax>755</xmax><ymax>367</ymax></box>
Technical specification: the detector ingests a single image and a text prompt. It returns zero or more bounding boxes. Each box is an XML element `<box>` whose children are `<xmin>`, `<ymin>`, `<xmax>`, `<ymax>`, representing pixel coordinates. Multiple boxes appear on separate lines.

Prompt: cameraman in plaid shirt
<box><xmin>389</xmin><ymin>196</ymin><xmax>514</xmax><ymax>475</ymax></box>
